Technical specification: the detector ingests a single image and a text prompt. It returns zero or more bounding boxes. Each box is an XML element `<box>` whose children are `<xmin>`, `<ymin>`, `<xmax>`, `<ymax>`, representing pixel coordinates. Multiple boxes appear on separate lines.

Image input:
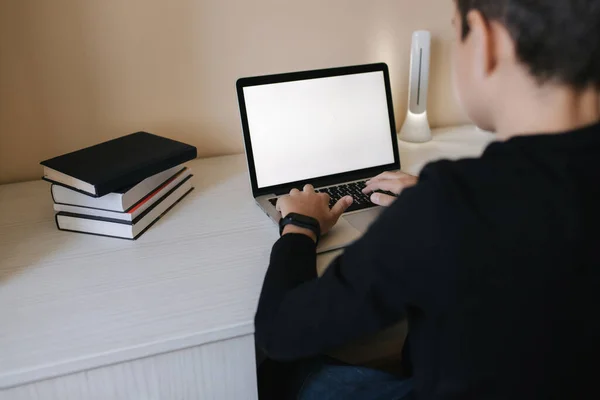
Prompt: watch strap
<box><xmin>279</xmin><ymin>213</ymin><xmax>321</xmax><ymax>244</ymax></box>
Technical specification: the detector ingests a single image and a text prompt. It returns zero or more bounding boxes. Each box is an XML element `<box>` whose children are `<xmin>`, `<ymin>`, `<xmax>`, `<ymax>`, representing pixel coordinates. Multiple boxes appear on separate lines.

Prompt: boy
<box><xmin>256</xmin><ymin>0</ymin><xmax>600</xmax><ymax>398</ymax></box>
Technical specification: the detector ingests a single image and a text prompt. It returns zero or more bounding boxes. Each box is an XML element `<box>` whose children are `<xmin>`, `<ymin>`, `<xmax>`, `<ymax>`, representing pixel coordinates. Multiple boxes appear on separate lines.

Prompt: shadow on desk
<box><xmin>188</xmin><ymin>154</ymin><xmax>245</xmax><ymax>193</ymax></box>
<box><xmin>0</xmin><ymin>182</ymin><xmax>72</xmax><ymax>283</ymax></box>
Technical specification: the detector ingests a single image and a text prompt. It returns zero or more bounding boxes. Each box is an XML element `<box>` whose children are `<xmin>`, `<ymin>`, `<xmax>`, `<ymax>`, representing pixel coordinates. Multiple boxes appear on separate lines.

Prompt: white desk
<box><xmin>0</xmin><ymin>125</ymin><xmax>493</xmax><ymax>399</ymax></box>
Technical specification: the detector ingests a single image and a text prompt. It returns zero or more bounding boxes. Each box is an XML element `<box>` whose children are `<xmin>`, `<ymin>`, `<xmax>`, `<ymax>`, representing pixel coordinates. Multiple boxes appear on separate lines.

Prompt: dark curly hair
<box><xmin>456</xmin><ymin>0</ymin><xmax>600</xmax><ymax>89</ymax></box>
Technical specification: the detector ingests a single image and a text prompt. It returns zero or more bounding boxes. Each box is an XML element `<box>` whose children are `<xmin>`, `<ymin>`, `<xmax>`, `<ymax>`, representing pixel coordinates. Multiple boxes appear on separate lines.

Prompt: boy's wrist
<box><xmin>282</xmin><ymin>225</ymin><xmax>318</xmax><ymax>243</ymax></box>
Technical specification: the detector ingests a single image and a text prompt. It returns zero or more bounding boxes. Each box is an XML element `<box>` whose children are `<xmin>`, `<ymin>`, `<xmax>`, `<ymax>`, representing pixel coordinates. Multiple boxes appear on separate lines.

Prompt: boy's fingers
<box><xmin>330</xmin><ymin>196</ymin><xmax>354</xmax><ymax>219</ymax></box>
<box><xmin>371</xmin><ymin>193</ymin><xmax>396</xmax><ymax>207</ymax></box>
<box><xmin>366</xmin><ymin>172</ymin><xmax>416</xmax><ymax>185</ymax></box>
<box><xmin>363</xmin><ymin>180</ymin><xmax>404</xmax><ymax>195</ymax></box>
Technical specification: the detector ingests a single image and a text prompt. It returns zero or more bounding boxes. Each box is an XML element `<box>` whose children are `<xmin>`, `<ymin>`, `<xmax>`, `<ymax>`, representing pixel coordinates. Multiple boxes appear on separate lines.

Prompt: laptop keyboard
<box><xmin>268</xmin><ymin>180</ymin><xmax>396</xmax><ymax>214</ymax></box>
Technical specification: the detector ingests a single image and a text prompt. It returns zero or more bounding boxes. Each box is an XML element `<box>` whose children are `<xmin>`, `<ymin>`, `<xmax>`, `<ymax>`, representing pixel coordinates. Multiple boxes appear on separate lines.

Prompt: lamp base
<box><xmin>398</xmin><ymin>111</ymin><xmax>432</xmax><ymax>143</ymax></box>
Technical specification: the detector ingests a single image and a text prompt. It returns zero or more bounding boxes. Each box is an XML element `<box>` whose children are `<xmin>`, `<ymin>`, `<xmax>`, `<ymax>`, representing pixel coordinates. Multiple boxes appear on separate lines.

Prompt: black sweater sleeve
<box><xmin>255</xmin><ymin>177</ymin><xmax>446</xmax><ymax>361</ymax></box>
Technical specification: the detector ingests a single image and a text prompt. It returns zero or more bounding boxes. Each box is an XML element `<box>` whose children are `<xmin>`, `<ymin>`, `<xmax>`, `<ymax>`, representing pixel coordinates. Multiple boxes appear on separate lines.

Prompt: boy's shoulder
<box><xmin>416</xmin><ymin>141</ymin><xmax>563</xmax><ymax>226</ymax></box>
<box><xmin>421</xmin><ymin>140</ymin><xmax>554</xmax><ymax>195</ymax></box>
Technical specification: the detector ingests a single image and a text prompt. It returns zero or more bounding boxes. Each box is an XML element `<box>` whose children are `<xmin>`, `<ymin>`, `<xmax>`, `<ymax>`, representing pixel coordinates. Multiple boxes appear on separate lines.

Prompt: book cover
<box><xmin>41</xmin><ymin>132</ymin><xmax>197</xmax><ymax>197</ymax></box>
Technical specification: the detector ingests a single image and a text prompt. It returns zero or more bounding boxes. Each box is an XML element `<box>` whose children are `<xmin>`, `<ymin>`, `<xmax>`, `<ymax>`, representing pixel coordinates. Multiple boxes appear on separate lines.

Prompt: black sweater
<box><xmin>255</xmin><ymin>122</ymin><xmax>600</xmax><ymax>399</ymax></box>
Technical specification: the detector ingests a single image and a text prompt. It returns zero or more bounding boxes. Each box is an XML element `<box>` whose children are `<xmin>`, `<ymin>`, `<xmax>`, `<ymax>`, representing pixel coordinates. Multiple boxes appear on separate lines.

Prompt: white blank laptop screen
<box><xmin>243</xmin><ymin>71</ymin><xmax>395</xmax><ymax>189</ymax></box>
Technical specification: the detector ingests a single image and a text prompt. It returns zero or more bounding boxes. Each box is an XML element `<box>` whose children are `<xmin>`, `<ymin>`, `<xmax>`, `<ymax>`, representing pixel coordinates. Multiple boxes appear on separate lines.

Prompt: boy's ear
<box><xmin>466</xmin><ymin>10</ymin><xmax>497</xmax><ymax>79</ymax></box>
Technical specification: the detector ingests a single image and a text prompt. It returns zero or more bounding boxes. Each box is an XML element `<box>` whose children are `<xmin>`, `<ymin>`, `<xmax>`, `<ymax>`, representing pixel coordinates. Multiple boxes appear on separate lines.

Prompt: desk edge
<box><xmin>0</xmin><ymin>322</ymin><xmax>255</xmax><ymax>390</ymax></box>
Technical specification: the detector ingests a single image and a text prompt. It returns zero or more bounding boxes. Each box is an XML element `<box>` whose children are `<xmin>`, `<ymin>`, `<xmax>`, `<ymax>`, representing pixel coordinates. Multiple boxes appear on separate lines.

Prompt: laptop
<box><xmin>237</xmin><ymin>63</ymin><xmax>401</xmax><ymax>253</ymax></box>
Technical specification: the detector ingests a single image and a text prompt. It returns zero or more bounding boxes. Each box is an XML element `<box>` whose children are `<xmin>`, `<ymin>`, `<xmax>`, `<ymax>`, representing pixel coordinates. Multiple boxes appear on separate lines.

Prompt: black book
<box><xmin>41</xmin><ymin>132</ymin><xmax>197</xmax><ymax>197</ymax></box>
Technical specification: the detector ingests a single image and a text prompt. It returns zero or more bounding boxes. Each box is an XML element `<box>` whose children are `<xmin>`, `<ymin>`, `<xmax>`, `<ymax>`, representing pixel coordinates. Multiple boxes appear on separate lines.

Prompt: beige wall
<box><xmin>0</xmin><ymin>0</ymin><xmax>467</xmax><ymax>184</ymax></box>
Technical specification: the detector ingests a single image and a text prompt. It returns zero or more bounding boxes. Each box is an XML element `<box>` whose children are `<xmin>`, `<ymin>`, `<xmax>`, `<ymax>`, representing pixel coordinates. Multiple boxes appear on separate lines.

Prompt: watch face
<box><xmin>291</xmin><ymin>214</ymin><xmax>316</xmax><ymax>225</ymax></box>
<box><xmin>286</xmin><ymin>213</ymin><xmax>319</xmax><ymax>227</ymax></box>
<box><xmin>280</xmin><ymin>213</ymin><xmax>321</xmax><ymax>236</ymax></box>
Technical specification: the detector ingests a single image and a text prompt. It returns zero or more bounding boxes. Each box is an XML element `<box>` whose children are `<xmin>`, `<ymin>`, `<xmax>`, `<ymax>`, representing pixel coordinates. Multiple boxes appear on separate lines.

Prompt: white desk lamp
<box><xmin>398</xmin><ymin>30</ymin><xmax>432</xmax><ymax>143</ymax></box>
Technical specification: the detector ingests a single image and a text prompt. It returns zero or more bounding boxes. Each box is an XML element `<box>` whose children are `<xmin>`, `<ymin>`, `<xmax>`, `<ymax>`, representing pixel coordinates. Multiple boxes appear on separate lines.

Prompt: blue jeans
<box><xmin>297</xmin><ymin>359</ymin><xmax>414</xmax><ymax>400</ymax></box>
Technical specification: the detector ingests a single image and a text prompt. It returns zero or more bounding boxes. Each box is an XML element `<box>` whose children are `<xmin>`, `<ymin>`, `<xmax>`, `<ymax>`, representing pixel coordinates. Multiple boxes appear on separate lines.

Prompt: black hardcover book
<box><xmin>41</xmin><ymin>132</ymin><xmax>197</xmax><ymax>197</ymax></box>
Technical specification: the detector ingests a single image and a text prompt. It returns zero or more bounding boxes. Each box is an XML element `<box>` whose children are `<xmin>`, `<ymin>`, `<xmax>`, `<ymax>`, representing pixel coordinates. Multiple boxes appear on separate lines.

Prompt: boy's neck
<box><xmin>493</xmin><ymin>82</ymin><xmax>600</xmax><ymax>141</ymax></box>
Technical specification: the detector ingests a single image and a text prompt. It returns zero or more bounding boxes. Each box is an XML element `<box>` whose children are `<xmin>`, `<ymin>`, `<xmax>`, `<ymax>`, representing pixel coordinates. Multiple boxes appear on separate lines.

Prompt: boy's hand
<box><xmin>363</xmin><ymin>172</ymin><xmax>418</xmax><ymax>207</ymax></box>
<box><xmin>276</xmin><ymin>185</ymin><xmax>353</xmax><ymax>235</ymax></box>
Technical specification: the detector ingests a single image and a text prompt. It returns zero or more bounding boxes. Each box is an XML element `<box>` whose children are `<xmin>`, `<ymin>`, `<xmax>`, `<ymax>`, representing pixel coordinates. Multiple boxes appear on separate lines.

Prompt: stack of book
<box><xmin>41</xmin><ymin>132</ymin><xmax>197</xmax><ymax>240</ymax></box>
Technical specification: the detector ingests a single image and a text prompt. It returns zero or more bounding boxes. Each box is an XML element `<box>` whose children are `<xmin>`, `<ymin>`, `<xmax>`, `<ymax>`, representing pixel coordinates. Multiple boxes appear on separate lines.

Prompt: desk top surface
<box><xmin>0</xmin><ymin>126</ymin><xmax>493</xmax><ymax>388</ymax></box>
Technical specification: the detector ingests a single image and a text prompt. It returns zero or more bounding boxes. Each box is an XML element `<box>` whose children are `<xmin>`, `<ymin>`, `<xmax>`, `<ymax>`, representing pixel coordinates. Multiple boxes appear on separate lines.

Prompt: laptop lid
<box><xmin>237</xmin><ymin>63</ymin><xmax>400</xmax><ymax>198</ymax></box>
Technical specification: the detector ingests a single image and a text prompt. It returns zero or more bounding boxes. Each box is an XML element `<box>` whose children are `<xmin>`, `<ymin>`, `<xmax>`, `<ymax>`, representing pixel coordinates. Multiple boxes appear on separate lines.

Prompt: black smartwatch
<box><xmin>279</xmin><ymin>213</ymin><xmax>321</xmax><ymax>244</ymax></box>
